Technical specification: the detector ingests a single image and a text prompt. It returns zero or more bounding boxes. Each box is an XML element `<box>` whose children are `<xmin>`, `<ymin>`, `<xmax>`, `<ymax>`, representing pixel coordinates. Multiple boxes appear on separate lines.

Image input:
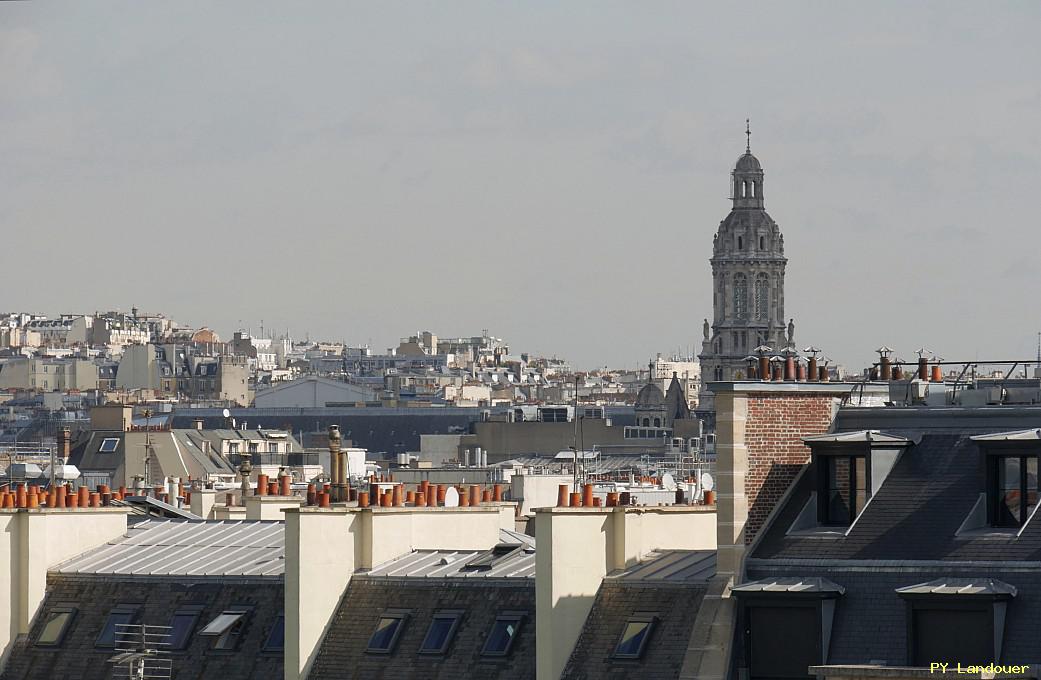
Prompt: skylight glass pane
<box><xmin>96</xmin><ymin>611</ymin><xmax>136</xmax><ymax>647</ymax></box>
<box><xmin>199</xmin><ymin>612</ymin><xmax>244</xmax><ymax>636</ymax></box>
<box><xmin>482</xmin><ymin>617</ymin><xmax>521</xmax><ymax>656</ymax></box>
<box><xmin>37</xmin><ymin>610</ymin><xmax>74</xmax><ymax>646</ymax></box>
<box><xmin>997</xmin><ymin>457</ymin><xmax>1022</xmax><ymax>526</ymax></box>
<box><xmin>420</xmin><ymin>616</ymin><xmax>458</xmax><ymax>654</ymax></box>
<box><xmin>614</xmin><ymin>620</ymin><xmax>652</xmax><ymax>657</ymax></box>
<box><xmin>367</xmin><ymin>617</ymin><xmax>403</xmax><ymax>651</ymax></box>
<box><xmin>264</xmin><ymin>616</ymin><xmax>285</xmax><ymax>651</ymax></box>
<box><xmin>166</xmin><ymin>613</ymin><xmax>198</xmax><ymax>650</ymax></box>
<box><xmin>1027</xmin><ymin>457</ymin><xmax>1038</xmax><ymax>518</ymax></box>
<box><xmin>99</xmin><ymin>438</ymin><xmax>119</xmax><ymax>452</ymax></box>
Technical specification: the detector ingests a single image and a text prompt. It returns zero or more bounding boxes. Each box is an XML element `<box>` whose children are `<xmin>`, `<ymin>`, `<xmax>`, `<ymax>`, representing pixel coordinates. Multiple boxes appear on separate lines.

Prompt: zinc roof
<box><xmin>896</xmin><ymin>578</ymin><xmax>1017</xmax><ymax>597</ymax></box>
<box><xmin>609</xmin><ymin>549</ymin><xmax>716</xmax><ymax>583</ymax></box>
<box><xmin>362</xmin><ymin>529</ymin><xmax>536</xmax><ymax>580</ymax></box>
<box><xmin>53</xmin><ymin>520</ymin><xmax>284</xmax><ymax>578</ymax></box>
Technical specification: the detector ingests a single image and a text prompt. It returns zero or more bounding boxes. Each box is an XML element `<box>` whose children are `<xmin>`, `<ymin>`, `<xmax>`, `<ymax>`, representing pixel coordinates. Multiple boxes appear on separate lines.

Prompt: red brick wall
<box><xmin>743</xmin><ymin>394</ymin><xmax>835</xmax><ymax>544</ymax></box>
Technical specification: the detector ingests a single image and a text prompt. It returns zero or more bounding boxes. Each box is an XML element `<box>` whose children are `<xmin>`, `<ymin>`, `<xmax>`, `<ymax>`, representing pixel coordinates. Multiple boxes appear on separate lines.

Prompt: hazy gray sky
<box><xmin>3</xmin><ymin>2</ymin><xmax>1039</xmax><ymax>370</ymax></box>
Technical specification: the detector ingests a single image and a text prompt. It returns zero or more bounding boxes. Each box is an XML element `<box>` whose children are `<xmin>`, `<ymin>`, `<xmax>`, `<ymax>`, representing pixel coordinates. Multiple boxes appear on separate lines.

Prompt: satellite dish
<box><xmin>661</xmin><ymin>473</ymin><xmax>677</xmax><ymax>492</ymax></box>
<box><xmin>443</xmin><ymin>487</ymin><xmax>460</xmax><ymax>507</ymax></box>
<box><xmin>222</xmin><ymin>408</ymin><xmax>231</xmax><ymax>419</ymax></box>
<box><xmin>700</xmin><ymin>472</ymin><xmax>714</xmax><ymax>492</ymax></box>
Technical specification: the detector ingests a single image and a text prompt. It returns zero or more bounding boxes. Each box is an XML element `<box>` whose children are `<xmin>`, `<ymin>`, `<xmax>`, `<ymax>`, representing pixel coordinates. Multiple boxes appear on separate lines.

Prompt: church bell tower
<box><xmin>699</xmin><ymin>122</ymin><xmax>793</xmax><ymax>400</ymax></box>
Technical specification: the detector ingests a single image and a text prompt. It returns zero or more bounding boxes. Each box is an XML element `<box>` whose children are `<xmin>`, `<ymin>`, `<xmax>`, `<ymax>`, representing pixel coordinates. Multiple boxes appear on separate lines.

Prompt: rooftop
<box><xmin>54</xmin><ymin>519</ymin><xmax>285</xmax><ymax>579</ymax></box>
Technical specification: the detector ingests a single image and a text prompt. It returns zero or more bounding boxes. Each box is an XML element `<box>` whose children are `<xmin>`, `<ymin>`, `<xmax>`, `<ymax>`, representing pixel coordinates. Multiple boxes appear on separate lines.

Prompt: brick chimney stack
<box><xmin>713</xmin><ymin>383</ymin><xmax>843</xmax><ymax>580</ymax></box>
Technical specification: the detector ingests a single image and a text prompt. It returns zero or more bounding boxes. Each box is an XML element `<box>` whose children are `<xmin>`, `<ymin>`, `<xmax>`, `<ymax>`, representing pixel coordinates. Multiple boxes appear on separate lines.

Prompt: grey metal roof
<box><xmin>363</xmin><ymin>529</ymin><xmax>535</xmax><ymax>580</ymax></box>
<box><xmin>732</xmin><ymin>576</ymin><xmax>846</xmax><ymax>595</ymax></box>
<box><xmin>803</xmin><ymin>430</ymin><xmax>911</xmax><ymax>444</ymax></box>
<box><xmin>54</xmin><ymin>520</ymin><xmax>284</xmax><ymax>578</ymax></box>
<box><xmin>895</xmin><ymin>578</ymin><xmax>1017</xmax><ymax>597</ymax></box>
<box><xmin>970</xmin><ymin>428</ymin><xmax>1041</xmax><ymax>442</ymax></box>
<box><xmin>609</xmin><ymin>550</ymin><xmax>716</xmax><ymax>583</ymax></box>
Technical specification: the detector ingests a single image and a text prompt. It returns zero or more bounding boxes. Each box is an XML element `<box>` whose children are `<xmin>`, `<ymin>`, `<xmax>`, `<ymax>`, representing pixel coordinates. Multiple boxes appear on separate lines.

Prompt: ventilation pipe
<box><xmin>807</xmin><ymin>356</ymin><xmax>818</xmax><ymax>382</ymax></box>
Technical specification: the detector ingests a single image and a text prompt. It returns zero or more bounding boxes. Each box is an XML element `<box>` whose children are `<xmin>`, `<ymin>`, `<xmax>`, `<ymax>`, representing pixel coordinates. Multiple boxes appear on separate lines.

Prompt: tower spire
<box><xmin>745</xmin><ymin>118</ymin><xmax>751</xmax><ymax>153</ymax></box>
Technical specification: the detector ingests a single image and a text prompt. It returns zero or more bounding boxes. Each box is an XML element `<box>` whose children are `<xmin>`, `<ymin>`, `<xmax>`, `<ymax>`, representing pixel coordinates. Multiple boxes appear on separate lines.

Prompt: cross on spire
<box><xmin>745</xmin><ymin>118</ymin><xmax>751</xmax><ymax>153</ymax></box>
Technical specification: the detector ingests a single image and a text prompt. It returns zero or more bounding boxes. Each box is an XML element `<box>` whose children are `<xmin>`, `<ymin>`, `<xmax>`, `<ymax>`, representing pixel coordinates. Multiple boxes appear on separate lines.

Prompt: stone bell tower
<box><xmin>699</xmin><ymin>122</ymin><xmax>793</xmax><ymax>408</ymax></box>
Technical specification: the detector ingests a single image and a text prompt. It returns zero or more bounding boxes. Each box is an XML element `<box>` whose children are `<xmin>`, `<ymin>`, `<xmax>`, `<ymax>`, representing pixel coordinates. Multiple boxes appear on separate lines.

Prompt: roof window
<box><xmin>99</xmin><ymin>438</ymin><xmax>120</xmax><ymax>453</ymax></box>
<box><xmin>612</xmin><ymin>614</ymin><xmax>657</xmax><ymax>659</ymax></box>
<box><xmin>462</xmin><ymin>544</ymin><xmax>523</xmax><ymax>571</ymax></box>
<box><xmin>199</xmin><ymin>608</ymin><xmax>250</xmax><ymax>651</ymax></box>
<box><xmin>36</xmin><ymin>607</ymin><xmax>77</xmax><ymax>647</ymax></box>
<box><xmin>481</xmin><ymin>612</ymin><xmax>524</xmax><ymax>657</ymax></box>
<box><xmin>263</xmin><ymin>615</ymin><xmax>284</xmax><ymax>653</ymax></box>
<box><xmin>165</xmin><ymin>609</ymin><xmax>201</xmax><ymax>651</ymax></box>
<box><xmin>419</xmin><ymin>611</ymin><xmax>462</xmax><ymax>655</ymax></box>
<box><xmin>95</xmin><ymin>605</ymin><xmax>140</xmax><ymax>648</ymax></box>
<box><xmin>366</xmin><ymin>611</ymin><xmax>408</xmax><ymax>654</ymax></box>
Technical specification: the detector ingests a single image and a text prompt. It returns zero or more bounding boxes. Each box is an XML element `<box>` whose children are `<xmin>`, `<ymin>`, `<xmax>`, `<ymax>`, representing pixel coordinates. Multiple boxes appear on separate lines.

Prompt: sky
<box><xmin>2</xmin><ymin>2</ymin><xmax>1040</xmax><ymax>370</ymax></box>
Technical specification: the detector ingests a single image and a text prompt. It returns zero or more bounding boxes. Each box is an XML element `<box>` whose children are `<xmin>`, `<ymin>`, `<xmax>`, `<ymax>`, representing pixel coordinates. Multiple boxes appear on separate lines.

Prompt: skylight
<box><xmin>481</xmin><ymin>613</ymin><xmax>524</xmax><ymax>656</ymax></box>
<box><xmin>36</xmin><ymin>608</ymin><xmax>77</xmax><ymax>647</ymax></box>
<box><xmin>366</xmin><ymin>612</ymin><xmax>408</xmax><ymax>654</ymax></box>
<box><xmin>419</xmin><ymin>612</ymin><xmax>462</xmax><ymax>655</ymax></box>
<box><xmin>613</xmin><ymin>616</ymin><xmax>656</xmax><ymax>659</ymax></box>
<box><xmin>99</xmin><ymin>438</ymin><xmax>119</xmax><ymax>453</ymax></box>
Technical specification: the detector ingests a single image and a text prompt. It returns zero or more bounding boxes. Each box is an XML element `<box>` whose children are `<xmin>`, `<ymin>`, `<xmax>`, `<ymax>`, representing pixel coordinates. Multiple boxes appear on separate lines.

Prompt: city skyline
<box><xmin>3</xmin><ymin>2</ymin><xmax>1040</xmax><ymax>370</ymax></box>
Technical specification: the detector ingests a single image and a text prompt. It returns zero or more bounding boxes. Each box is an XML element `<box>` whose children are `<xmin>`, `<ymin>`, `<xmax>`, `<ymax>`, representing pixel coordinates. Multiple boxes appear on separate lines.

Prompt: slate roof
<box><xmin>561</xmin><ymin>579</ymin><xmax>708</xmax><ymax>680</ymax></box>
<box><xmin>54</xmin><ymin>520</ymin><xmax>285</xmax><ymax>579</ymax></box>
<box><xmin>2</xmin><ymin>577</ymin><xmax>283</xmax><ymax>680</ymax></box>
<box><xmin>751</xmin><ymin>431</ymin><xmax>1041</xmax><ymax>562</ymax></box>
<box><xmin>743</xmin><ymin>405</ymin><xmax>1041</xmax><ymax>668</ymax></box>
<box><xmin>307</xmin><ymin>579</ymin><xmax>536</xmax><ymax>680</ymax></box>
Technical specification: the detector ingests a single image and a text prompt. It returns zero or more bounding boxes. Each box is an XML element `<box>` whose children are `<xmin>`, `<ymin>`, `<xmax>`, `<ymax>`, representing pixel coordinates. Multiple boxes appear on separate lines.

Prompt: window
<box><xmin>482</xmin><ymin>613</ymin><xmax>524</xmax><ymax>657</ymax></box>
<box><xmin>897</xmin><ymin>578</ymin><xmax>1013</xmax><ymax>666</ymax></box>
<box><xmin>612</xmin><ymin>615</ymin><xmax>656</xmax><ymax>659</ymax></box>
<box><xmin>263</xmin><ymin>615</ymin><xmax>284</xmax><ymax>652</ymax></box>
<box><xmin>199</xmin><ymin>609</ymin><xmax>250</xmax><ymax>651</ymax></box>
<box><xmin>819</xmin><ymin>455</ymin><xmax>867</xmax><ymax>526</ymax></box>
<box><xmin>419</xmin><ymin>612</ymin><xmax>462</xmax><ymax>655</ymax></box>
<box><xmin>734</xmin><ymin>274</ymin><xmax>748</xmax><ymax>319</ymax></box>
<box><xmin>165</xmin><ymin>610</ymin><xmax>200</xmax><ymax>651</ymax></box>
<box><xmin>988</xmin><ymin>454</ymin><xmax>1038</xmax><ymax>527</ymax></box>
<box><xmin>737</xmin><ymin>236</ymin><xmax>743</xmax><ymax>250</ymax></box>
<box><xmin>747</xmin><ymin>605</ymin><xmax>819</xmax><ymax>679</ymax></box>
<box><xmin>759</xmin><ymin>235</ymin><xmax>765</xmax><ymax>250</ymax></box>
<box><xmin>36</xmin><ymin>607</ymin><xmax>77</xmax><ymax>647</ymax></box>
<box><xmin>754</xmin><ymin>274</ymin><xmax>769</xmax><ymax>320</ymax></box>
<box><xmin>95</xmin><ymin>606</ymin><xmax>139</xmax><ymax>648</ymax></box>
<box><xmin>910</xmin><ymin>606</ymin><xmax>990</xmax><ymax>666</ymax></box>
<box><xmin>653</xmin><ymin>417</ymin><xmax>661</xmax><ymax>428</ymax></box>
<box><xmin>367</xmin><ymin>612</ymin><xmax>408</xmax><ymax>654</ymax></box>
<box><xmin>99</xmin><ymin>438</ymin><xmax>119</xmax><ymax>453</ymax></box>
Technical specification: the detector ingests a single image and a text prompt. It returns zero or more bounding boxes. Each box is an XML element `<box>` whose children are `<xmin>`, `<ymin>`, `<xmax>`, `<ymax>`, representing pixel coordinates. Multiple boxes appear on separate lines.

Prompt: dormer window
<box><xmin>990</xmin><ymin>453</ymin><xmax>1038</xmax><ymax>527</ymax></box>
<box><xmin>821</xmin><ymin>454</ymin><xmax>866</xmax><ymax>526</ymax></box>
<box><xmin>970</xmin><ymin>429</ymin><xmax>1041</xmax><ymax>530</ymax></box>
<box><xmin>791</xmin><ymin>431</ymin><xmax>911</xmax><ymax>534</ymax></box>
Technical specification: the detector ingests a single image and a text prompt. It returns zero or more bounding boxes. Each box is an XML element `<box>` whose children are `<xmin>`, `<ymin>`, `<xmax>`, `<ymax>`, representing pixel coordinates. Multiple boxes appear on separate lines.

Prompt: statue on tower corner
<box><xmin>787</xmin><ymin>318</ymin><xmax>795</xmax><ymax>347</ymax></box>
<box><xmin>703</xmin><ymin>318</ymin><xmax>710</xmax><ymax>341</ymax></box>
